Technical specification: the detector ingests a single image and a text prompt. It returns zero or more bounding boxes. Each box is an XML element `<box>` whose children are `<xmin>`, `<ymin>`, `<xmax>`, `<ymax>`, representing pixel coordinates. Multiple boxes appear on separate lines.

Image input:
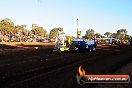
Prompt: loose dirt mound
<box><xmin>0</xmin><ymin>42</ymin><xmax>55</xmax><ymax>48</ymax></box>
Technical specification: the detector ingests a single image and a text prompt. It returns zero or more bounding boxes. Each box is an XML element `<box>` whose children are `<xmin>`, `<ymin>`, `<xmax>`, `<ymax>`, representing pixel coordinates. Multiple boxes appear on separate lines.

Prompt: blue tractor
<box><xmin>69</xmin><ymin>39</ymin><xmax>96</xmax><ymax>52</ymax></box>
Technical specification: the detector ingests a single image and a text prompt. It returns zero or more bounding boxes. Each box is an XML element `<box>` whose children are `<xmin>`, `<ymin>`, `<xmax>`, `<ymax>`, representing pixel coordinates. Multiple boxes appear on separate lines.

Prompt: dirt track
<box><xmin>0</xmin><ymin>44</ymin><xmax>132</xmax><ymax>88</ymax></box>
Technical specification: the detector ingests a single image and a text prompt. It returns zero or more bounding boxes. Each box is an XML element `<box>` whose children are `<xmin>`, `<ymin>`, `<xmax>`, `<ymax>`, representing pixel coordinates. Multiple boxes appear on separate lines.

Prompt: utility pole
<box><xmin>77</xmin><ymin>18</ymin><xmax>79</xmax><ymax>38</ymax></box>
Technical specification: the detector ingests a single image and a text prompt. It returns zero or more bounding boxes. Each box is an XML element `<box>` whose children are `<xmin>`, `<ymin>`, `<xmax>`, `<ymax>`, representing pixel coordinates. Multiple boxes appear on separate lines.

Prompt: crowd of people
<box><xmin>0</xmin><ymin>31</ymin><xmax>49</xmax><ymax>42</ymax></box>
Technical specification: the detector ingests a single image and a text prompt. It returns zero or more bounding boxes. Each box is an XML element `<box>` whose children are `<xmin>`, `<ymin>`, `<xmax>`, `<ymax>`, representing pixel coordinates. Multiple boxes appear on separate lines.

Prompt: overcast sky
<box><xmin>0</xmin><ymin>0</ymin><xmax>132</xmax><ymax>36</ymax></box>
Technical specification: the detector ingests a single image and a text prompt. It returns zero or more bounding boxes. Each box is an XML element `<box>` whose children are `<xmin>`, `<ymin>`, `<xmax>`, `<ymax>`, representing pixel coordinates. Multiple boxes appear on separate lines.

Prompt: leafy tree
<box><xmin>0</xmin><ymin>18</ymin><xmax>14</xmax><ymax>33</ymax></box>
<box><xmin>85</xmin><ymin>29</ymin><xmax>95</xmax><ymax>39</ymax></box>
<box><xmin>31</xmin><ymin>24</ymin><xmax>47</xmax><ymax>36</ymax></box>
<box><xmin>116</xmin><ymin>29</ymin><xmax>127</xmax><ymax>40</ymax></box>
<box><xmin>104</xmin><ymin>32</ymin><xmax>112</xmax><ymax>38</ymax></box>
<box><xmin>0</xmin><ymin>21</ymin><xmax>3</xmax><ymax>32</ymax></box>
<box><xmin>94</xmin><ymin>33</ymin><xmax>102</xmax><ymax>38</ymax></box>
<box><xmin>120</xmin><ymin>29</ymin><xmax>127</xmax><ymax>35</ymax></box>
<box><xmin>124</xmin><ymin>35</ymin><xmax>130</xmax><ymax>40</ymax></box>
<box><xmin>14</xmin><ymin>25</ymin><xmax>22</xmax><ymax>33</ymax></box>
<box><xmin>50</xmin><ymin>27</ymin><xmax>64</xmax><ymax>36</ymax></box>
<box><xmin>14</xmin><ymin>25</ymin><xmax>27</xmax><ymax>33</ymax></box>
<box><xmin>111</xmin><ymin>33</ymin><xmax>117</xmax><ymax>38</ymax></box>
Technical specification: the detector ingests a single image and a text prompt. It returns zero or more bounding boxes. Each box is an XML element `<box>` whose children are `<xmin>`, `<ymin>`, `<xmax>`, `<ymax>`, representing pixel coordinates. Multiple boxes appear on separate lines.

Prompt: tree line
<box><xmin>0</xmin><ymin>18</ymin><xmax>47</xmax><ymax>36</ymax></box>
<box><xmin>0</xmin><ymin>18</ymin><xmax>131</xmax><ymax>42</ymax></box>
<box><xmin>0</xmin><ymin>18</ymin><xmax>64</xmax><ymax>42</ymax></box>
<box><xmin>84</xmin><ymin>29</ymin><xmax>130</xmax><ymax>40</ymax></box>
